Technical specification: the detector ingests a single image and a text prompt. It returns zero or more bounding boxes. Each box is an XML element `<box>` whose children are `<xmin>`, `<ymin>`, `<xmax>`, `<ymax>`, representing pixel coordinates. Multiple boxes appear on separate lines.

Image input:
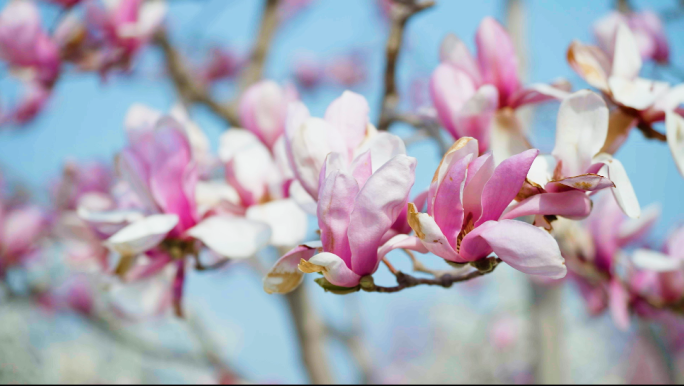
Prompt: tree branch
<box><xmin>377</xmin><ymin>0</ymin><xmax>435</xmax><ymax>131</ymax></box>
<box><xmin>362</xmin><ymin>258</ymin><xmax>501</xmax><ymax>293</ymax></box>
<box><xmin>153</xmin><ymin>29</ymin><xmax>239</xmax><ymax>126</ymax></box>
<box><xmin>284</xmin><ymin>284</ymin><xmax>333</xmax><ymax>384</ymax></box>
<box><xmin>238</xmin><ymin>0</ymin><xmax>282</xmax><ymax>91</ymax></box>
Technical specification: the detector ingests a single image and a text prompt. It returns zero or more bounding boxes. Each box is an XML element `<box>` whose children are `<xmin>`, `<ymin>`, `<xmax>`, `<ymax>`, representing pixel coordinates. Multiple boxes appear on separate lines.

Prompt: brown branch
<box><xmin>636</xmin><ymin>121</ymin><xmax>667</xmax><ymax>142</ymax></box>
<box><xmin>285</xmin><ymin>284</ymin><xmax>333</xmax><ymax>384</ymax></box>
<box><xmin>362</xmin><ymin>258</ymin><xmax>501</xmax><ymax>293</ymax></box>
<box><xmin>153</xmin><ymin>29</ymin><xmax>240</xmax><ymax>126</ymax></box>
<box><xmin>238</xmin><ymin>0</ymin><xmax>281</xmax><ymax>91</ymax></box>
<box><xmin>377</xmin><ymin>0</ymin><xmax>435</xmax><ymax>131</ymax></box>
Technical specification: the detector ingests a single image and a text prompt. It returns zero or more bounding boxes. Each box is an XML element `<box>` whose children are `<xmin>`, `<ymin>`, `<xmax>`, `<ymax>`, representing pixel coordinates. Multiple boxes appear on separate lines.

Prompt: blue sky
<box><xmin>1</xmin><ymin>0</ymin><xmax>683</xmax><ymax>382</ymax></box>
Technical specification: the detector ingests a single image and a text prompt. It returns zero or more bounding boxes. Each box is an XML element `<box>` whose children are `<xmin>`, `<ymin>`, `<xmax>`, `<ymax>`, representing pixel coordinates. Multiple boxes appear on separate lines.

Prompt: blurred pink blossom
<box><xmin>594</xmin><ymin>10</ymin><xmax>669</xmax><ymax>64</ymax></box>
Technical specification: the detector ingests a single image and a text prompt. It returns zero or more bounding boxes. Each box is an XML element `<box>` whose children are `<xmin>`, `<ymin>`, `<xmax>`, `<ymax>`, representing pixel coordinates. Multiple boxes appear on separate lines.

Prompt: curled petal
<box><xmin>475</xmin><ymin>17</ymin><xmax>520</xmax><ymax>105</ymax></box>
<box><xmin>592</xmin><ymin>153</ymin><xmax>640</xmax><ymax>219</ymax></box>
<box><xmin>502</xmin><ymin>191</ymin><xmax>592</xmax><ymax>221</ymax></box>
<box><xmin>407</xmin><ymin>203</ymin><xmax>464</xmax><ymax>263</ymax></box>
<box><xmin>440</xmin><ymin>33</ymin><xmax>482</xmax><ymax>84</ymax></box>
<box><xmin>377</xmin><ymin>234</ymin><xmax>429</xmax><ymax>261</ymax></box>
<box><xmin>105</xmin><ymin>214</ymin><xmax>178</xmax><ymax>256</ymax></box>
<box><xmin>462</xmin><ymin>153</ymin><xmax>495</xmax><ymax>220</ymax></box>
<box><xmin>433</xmin><ymin>154</ymin><xmax>471</xmax><ymax>246</ymax></box>
<box><xmin>507</xmin><ymin>83</ymin><xmax>570</xmax><ymax>109</ymax></box>
<box><xmin>545</xmin><ymin>174</ymin><xmax>614</xmax><ymax>193</ymax></box>
<box><xmin>263</xmin><ymin>241</ymin><xmax>321</xmax><ymax>294</ymax></box>
<box><xmin>666</xmin><ymin>111</ymin><xmax>684</xmax><ymax>177</ymax></box>
<box><xmin>566</xmin><ymin>41</ymin><xmax>611</xmax><ymax>92</ymax></box>
<box><xmin>186</xmin><ymin>216</ymin><xmax>271</xmax><ymax>259</ymax></box>
<box><xmin>299</xmin><ymin>252</ymin><xmax>361</xmax><ymax>288</ymax></box>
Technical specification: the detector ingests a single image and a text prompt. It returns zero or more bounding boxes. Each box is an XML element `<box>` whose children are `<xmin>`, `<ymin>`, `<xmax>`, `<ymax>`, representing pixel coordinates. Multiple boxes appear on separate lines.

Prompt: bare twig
<box><xmin>403</xmin><ymin>249</ymin><xmax>468</xmax><ymax>278</ymax></box>
<box><xmin>284</xmin><ymin>284</ymin><xmax>333</xmax><ymax>384</ymax></box>
<box><xmin>362</xmin><ymin>258</ymin><xmax>501</xmax><ymax>293</ymax></box>
<box><xmin>377</xmin><ymin>0</ymin><xmax>435</xmax><ymax>131</ymax></box>
<box><xmin>238</xmin><ymin>0</ymin><xmax>282</xmax><ymax>91</ymax></box>
<box><xmin>154</xmin><ymin>29</ymin><xmax>240</xmax><ymax>126</ymax></box>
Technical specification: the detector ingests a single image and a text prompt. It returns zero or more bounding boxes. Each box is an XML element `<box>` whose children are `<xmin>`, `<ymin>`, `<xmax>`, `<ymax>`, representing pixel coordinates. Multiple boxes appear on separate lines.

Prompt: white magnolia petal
<box><xmin>195</xmin><ymin>180</ymin><xmax>241</xmax><ymax>216</ymax></box>
<box><xmin>246</xmin><ymin>199</ymin><xmax>308</xmax><ymax>248</ymax></box>
<box><xmin>105</xmin><ymin>214</ymin><xmax>178</xmax><ymax>256</ymax></box>
<box><xmin>593</xmin><ymin>153</ymin><xmax>641</xmax><ymax>219</ymax></box>
<box><xmin>137</xmin><ymin>0</ymin><xmax>167</xmax><ymax>36</ymax></box>
<box><xmin>353</xmin><ymin>132</ymin><xmax>406</xmax><ymax>173</ymax></box>
<box><xmin>666</xmin><ymin>112</ymin><xmax>684</xmax><ymax>177</ymax></box>
<box><xmin>186</xmin><ymin>216</ymin><xmax>271</xmax><ymax>259</ymax></box>
<box><xmin>527</xmin><ymin>154</ymin><xmax>556</xmax><ymax>187</ymax></box>
<box><xmin>609</xmin><ymin>77</ymin><xmax>665</xmax><ymax>111</ymax></box>
<box><xmin>553</xmin><ymin>90</ymin><xmax>609</xmax><ymax>176</ymax></box>
<box><xmin>632</xmin><ymin>249</ymin><xmax>683</xmax><ymax>272</ymax></box>
<box><xmin>218</xmin><ymin>129</ymin><xmax>264</xmax><ymax>163</ymax></box>
<box><xmin>611</xmin><ymin>23</ymin><xmax>642</xmax><ymax>80</ymax></box>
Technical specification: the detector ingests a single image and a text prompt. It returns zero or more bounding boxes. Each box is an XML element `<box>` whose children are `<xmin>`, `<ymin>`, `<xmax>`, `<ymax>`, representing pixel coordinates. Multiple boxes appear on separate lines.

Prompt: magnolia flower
<box><xmin>431</xmin><ymin>17</ymin><xmax>569</xmax><ymax>159</ymax></box>
<box><xmin>81</xmin><ymin>107</ymin><xmax>271</xmax><ymax>314</ymax></box>
<box><xmin>0</xmin><ymin>0</ymin><xmax>60</xmax><ymax>86</ymax></box>
<box><xmin>239</xmin><ymin>80</ymin><xmax>297</xmax><ymax>151</ymax></box>
<box><xmin>523</xmin><ymin>90</ymin><xmax>641</xmax><ymax>223</ymax></box>
<box><xmin>263</xmin><ymin>150</ymin><xmax>417</xmax><ymax>294</ymax></box>
<box><xmin>325</xmin><ymin>52</ymin><xmax>367</xmax><ymax>88</ymax></box>
<box><xmin>292</xmin><ymin>54</ymin><xmax>324</xmax><ymax>90</ymax></box>
<box><xmin>285</xmin><ymin>90</ymin><xmax>404</xmax><ymax>211</ymax></box>
<box><xmin>594</xmin><ymin>10</ymin><xmax>669</xmax><ymax>64</ymax></box>
<box><xmin>217</xmin><ymin>128</ymin><xmax>307</xmax><ymax>248</ymax></box>
<box><xmin>85</xmin><ymin>0</ymin><xmax>167</xmax><ymax>72</ymax></box>
<box><xmin>7</xmin><ymin>82</ymin><xmax>51</xmax><ymax>125</ymax></box>
<box><xmin>405</xmin><ymin>137</ymin><xmax>566</xmax><ymax>279</ymax></box>
<box><xmin>567</xmin><ymin>22</ymin><xmax>684</xmax><ymax>156</ymax></box>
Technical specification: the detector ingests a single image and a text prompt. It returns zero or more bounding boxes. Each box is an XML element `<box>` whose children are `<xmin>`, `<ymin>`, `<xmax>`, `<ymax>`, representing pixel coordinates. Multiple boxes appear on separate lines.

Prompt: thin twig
<box><xmin>403</xmin><ymin>249</ymin><xmax>467</xmax><ymax>278</ymax></box>
<box><xmin>363</xmin><ymin>258</ymin><xmax>501</xmax><ymax>293</ymax></box>
<box><xmin>237</xmin><ymin>0</ymin><xmax>282</xmax><ymax>91</ymax></box>
<box><xmin>153</xmin><ymin>29</ymin><xmax>240</xmax><ymax>126</ymax></box>
<box><xmin>377</xmin><ymin>0</ymin><xmax>435</xmax><ymax>131</ymax></box>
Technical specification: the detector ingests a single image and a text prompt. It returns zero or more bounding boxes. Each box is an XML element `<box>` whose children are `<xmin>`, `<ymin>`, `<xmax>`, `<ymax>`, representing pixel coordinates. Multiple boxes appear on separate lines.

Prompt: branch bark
<box><xmin>238</xmin><ymin>0</ymin><xmax>282</xmax><ymax>91</ymax></box>
<box><xmin>153</xmin><ymin>29</ymin><xmax>239</xmax><ymax>126</ymax></box>
<box><xmin>377</xmin><ymin>0</ymin><xmax>435</xmax><ymax>131</ymax></box>
<box><xmin>285</xmin><ymin>284</ymin><xmax>333</xmax><ymax>384</ymax></box>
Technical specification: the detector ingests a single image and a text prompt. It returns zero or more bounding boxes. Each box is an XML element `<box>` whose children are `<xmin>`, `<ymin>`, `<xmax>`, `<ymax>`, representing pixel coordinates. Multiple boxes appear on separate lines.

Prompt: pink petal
<box><xmin>430</xmin><ymin>64</ymin><xmax>477</xmax><ymax>139</ymax></box>
<box><xmin>349</xmin><ymin>150</ymin><xmax>372</xmax><ymax>188</ymax></box>
<box><xmin>324</xmin><ymin>91</ymin><xmax>370</xmax><ymax>158</ymax></box>
<box><xmin>452</xmin><ymin>85</ymin><xmax>499</xmax><ymax>153</ymax></box>
<box><xmin>475</xmin><ymin>17</ymin><xmax>521</xmax><ymax>106</ymax></box>
<box><xmin>462</xmin><ymin>153</ymin><xmax>495</xmax><ymax>222</ymax></box>
<box><xmin>239</xmin><ymin>80</ymin><xmax>288</xmax><ymax>150</ymax></box>
<box><xmin>317</xmin><ymin>167</ymin><xmax>359</xmax><ymax>265</ymax></box>
<box><xmin>477</xmin><ymin>148</ymin><xmax>539</xmax><ymax>226</ymax></box>
<box><xmin>545</xmin><ymin>174</ymin><xmax>614</xmax><ymax>193</ymax></box>
<box><xmin>440</xmin><ymin>33</ymin><xmax>482</xmax><ymax>84</ymax></box>
<box><xmin>407</xmin><ymin>204</ymin><xmax>464</xmax><ymax>263</ymax></box>
<box><xmin>433</xmin><ymin>154</ymin><xmax>471</xmax><ymax>247</ymax></box>
<box><xmin>301</xmin><ymin>252</ymin><xmax>361</xmax><ymax>288</ymax></box>
<box><xmin>377</xmin><ymin>234</ymin><xmax>429</xmax><ymax>261</ymax></box>
<box><xmin>502</xmin><ymin>191</ymin><xmax>592</xmax><ymax>221</ymax></box>
<box><xmin>507</xmin><ymin>83</ymin><xmax>570</xmax><ymax>109</ymax></box>
<box><xmin>0</xmin><ymin>206</ymin><xmax>48</xmax><ymax>261</ymax></box>
<box><xmin>347</xmin><ymin>155</ymin><xmax>417</xmax><ymax>275</ymax></box>
<box><xmin>117</xmin><ymin>149</ymin><xmax>159</xmax><ymax>212</ymax></box>
<box><xmin>465</xmin><ymin>220</ymin><xmax>566</xmax><ymax>278</ymax></box>
<box><xmin>428</xmin><ymin>137</ymin><xmax>479</xmax><ymax>215</ymax></box>
<box><xmin>263</xmin><ymin>241</ymin><xmax>321</xmax><ymax>294</ymax></box>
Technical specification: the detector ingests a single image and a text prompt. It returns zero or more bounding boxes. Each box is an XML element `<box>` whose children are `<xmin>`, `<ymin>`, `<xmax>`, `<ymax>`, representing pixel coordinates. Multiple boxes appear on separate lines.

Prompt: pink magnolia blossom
<box><xmin>80</xmin><ymin>105</ymin><xmax>272</xmax><ymax>315</ymax></box>
<box><xmin>6</xmin><ymin>82</ymin><xmax>51</xmax><ymax>125</ymax></box>
<box><xmin>0</xmin><ymin>0</ymin><xmax>60</xmax><ymax>86</ymax></box>
<box><xmin>594</xmin><ymin>10</ymin><xmax>669</xmax><ymax>64</ymax></box>
<box><xmin>84</xmin><ymin>0</ymin><xmax>167</xmax><ymax>72</ymax></box>
<box><xmin>217</xmin><ymin>128</ymin><xmax>308</xmax><ymax>249</ymax></box>
<box><xmin>285</xmin><ymin>90</ymin><xmax>405</xmax><ymax>212</ymax></box>
<box><xmin>404</xmin><ymin>137</ymin><xmax>566</xmax><ymax>279</ymax></box>
<box><xmin>568</xmin><ymin>22</ymin><xmax>684</xmax><ymax>157</ymax></box>
<box><xmin>521</xmin><ymin>90</ymin><xmax>641</xmax><ymax>226</ymax></box>
<box><xmin>292</xmin><ymin>54</ymin><xmax>324</xmax><ymax>90</ymax></box>
<box><xmin>44</xmin><ymin>0</ymin><xmax>84</xmax><ymax>7</ymax></box>
<box><xmin>263</xmin><ymin>149</ymin><xmax>417</xmax><ymax>293</ymax></box>
<box><xmin>430</xmin><ymin>17</ymin><xmax>569</xmax><ymax>158</ymax></box>
<box><xmin>238</xmin><ymin>80</ymin><xmax>298</xmax><ymax>151</ymax></box>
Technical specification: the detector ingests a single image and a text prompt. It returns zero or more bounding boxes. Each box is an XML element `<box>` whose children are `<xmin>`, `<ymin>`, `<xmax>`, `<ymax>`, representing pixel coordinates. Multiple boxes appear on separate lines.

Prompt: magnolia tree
<box><xmin>1</xmin><ymin>0</ymin><xmax>684</xmax><ymax>383</ymax></box>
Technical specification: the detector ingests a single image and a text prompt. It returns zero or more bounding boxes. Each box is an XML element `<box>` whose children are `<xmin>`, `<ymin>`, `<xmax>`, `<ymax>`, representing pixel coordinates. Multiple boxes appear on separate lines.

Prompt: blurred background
<box><xmin>0</xmin><ymin>0</ymin><xmax>683</xmax><ymax>383</ymax></box>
